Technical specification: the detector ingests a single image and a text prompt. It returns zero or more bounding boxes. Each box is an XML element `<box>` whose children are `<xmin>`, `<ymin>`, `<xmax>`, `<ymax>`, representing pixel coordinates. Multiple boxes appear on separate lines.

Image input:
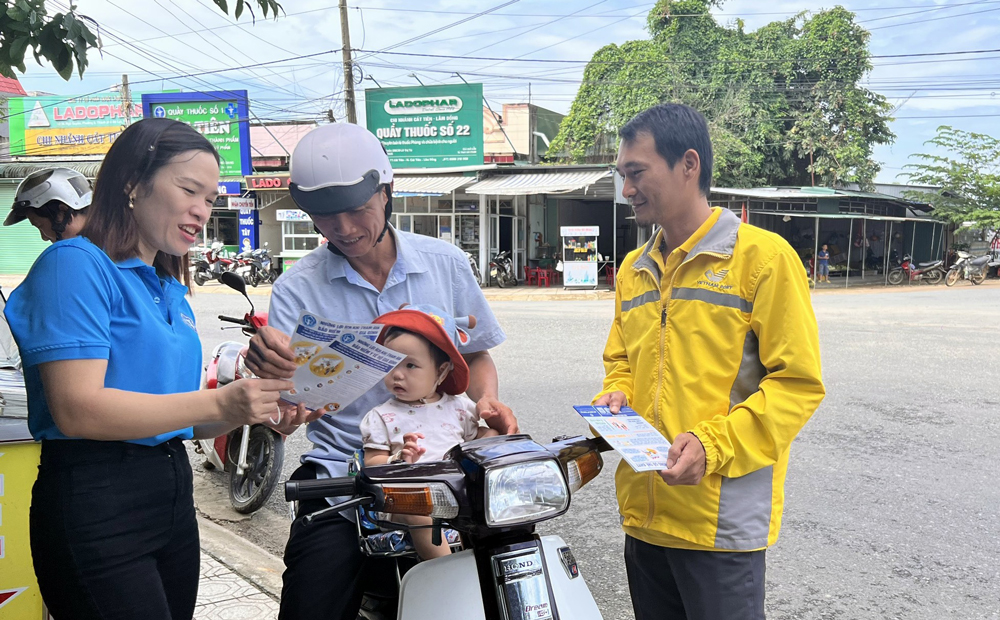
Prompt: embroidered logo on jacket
<box><xmin>704</xmin><ymin>269</ymin><xmax>729</xmax><ymax>282</ymax></box>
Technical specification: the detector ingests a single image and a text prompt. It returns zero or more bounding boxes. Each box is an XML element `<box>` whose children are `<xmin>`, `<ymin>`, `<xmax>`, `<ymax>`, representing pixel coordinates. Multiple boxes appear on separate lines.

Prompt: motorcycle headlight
<box><xmin>485</xmin><ymin>459</ymin><xmax>569</xmax><ymax>527</ymax></box>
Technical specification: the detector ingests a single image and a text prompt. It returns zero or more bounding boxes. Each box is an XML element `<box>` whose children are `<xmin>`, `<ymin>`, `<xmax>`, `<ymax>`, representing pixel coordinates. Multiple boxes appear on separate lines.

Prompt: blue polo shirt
<box><xmin>269</xmin><ymin>228</ymin><xmax>506</xmax><ymax>484</ymax></box>
<box><xmin>4</xmin><ymin>237</ymin><xmax>202</xmax><ymax>445</ymax></box>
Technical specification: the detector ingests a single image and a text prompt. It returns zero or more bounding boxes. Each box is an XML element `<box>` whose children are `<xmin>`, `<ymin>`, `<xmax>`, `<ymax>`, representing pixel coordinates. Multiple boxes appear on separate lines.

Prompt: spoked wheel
<box><xmin>972</xmin><ymin>269</ymin><xmax>987</xmax><ymax>285</ymax></box>
<box><xmin>228</xmin><ymin>425</ymin><xmax>285</xmax><ymax>514</ymax></box>
<box><xmin>925</xmin><ymin>269</ymin><xmax>944</xmax><ymax>285</ymax></box>
<box><xmin>945</xmin><ymin>268</ymin><xmax>960</xmax><ymax>287</ymax></box>
<box><xmin>887</xmin><ymin>270</ymin><xmax>904</xmax><ymax>285</ymax></box>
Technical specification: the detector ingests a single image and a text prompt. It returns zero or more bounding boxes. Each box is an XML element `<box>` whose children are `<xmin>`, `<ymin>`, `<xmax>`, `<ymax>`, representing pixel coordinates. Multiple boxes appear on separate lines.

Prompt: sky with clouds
<box><xmin>16</xmin><ymin>0</ymin><xmax>1000</xmax><ymax>182</ymax></box>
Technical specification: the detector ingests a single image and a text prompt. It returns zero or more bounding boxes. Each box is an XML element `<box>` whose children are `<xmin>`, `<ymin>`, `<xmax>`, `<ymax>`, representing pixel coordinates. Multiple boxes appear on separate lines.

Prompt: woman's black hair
<box><xmin>81</xmin><ymin>118</ymin><xmax>219</xmax><ymax>286</ymax></box>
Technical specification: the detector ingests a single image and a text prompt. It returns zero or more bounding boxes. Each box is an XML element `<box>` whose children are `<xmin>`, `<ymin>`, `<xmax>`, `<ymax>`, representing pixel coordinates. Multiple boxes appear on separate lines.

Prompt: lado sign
<box><xmin>245</xmin><ymin>175</ymin><xmax>290</xmax><ymax>190</ymax></box>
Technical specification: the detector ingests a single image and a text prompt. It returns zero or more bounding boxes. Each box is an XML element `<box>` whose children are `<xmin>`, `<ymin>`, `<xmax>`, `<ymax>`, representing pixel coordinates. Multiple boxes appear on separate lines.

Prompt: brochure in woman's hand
<box><xmin>282</xmin><ymin>311</ymin><xmax>405</xmax><ymax>414</ymax></box>
<box><xmin>574</xmin><ymin>405</ymin><xmax>672</xmax><ymax>472</ymax></box>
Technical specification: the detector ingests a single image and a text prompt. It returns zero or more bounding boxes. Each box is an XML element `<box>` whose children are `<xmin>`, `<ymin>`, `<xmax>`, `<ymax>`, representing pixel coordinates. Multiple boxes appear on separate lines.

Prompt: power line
<box><xmin>353</xmin><ymin>0</ymin><xmax>523</xmax><ymax>62</ymax></box>
<box><xmin>857</xmin><ymin>0</ymin><xmax>1000</xmax><ymax>23</ymax></box>
<box><xmin>356</xmin><ymin>46</ymin><xmax>1000</xmax><ymax>66</ymax></box>
<box><xmin>869</xmin><ymin>4</ymin><xmax>1000</xmax><ymax>29</ymax></box>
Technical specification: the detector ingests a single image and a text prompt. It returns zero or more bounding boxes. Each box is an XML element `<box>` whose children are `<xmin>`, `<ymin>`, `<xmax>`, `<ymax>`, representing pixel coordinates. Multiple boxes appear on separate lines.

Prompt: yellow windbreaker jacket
<box><xmin>599</xmin><ymin>207</ymin><xmax>825</xmax><ymax>551</ymax></box>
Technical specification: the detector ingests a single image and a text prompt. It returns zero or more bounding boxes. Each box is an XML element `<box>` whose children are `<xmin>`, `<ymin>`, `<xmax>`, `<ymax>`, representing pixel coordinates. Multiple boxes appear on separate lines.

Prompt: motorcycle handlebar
<box><xmin>218</xmin><ymin>315</ymin><xmax>245</xmax><ymax>325</ymax></box>
<box><xmin>285</xmin><ymin>476</ymin><xmax>357</xmax><ymax>502</ymax></box>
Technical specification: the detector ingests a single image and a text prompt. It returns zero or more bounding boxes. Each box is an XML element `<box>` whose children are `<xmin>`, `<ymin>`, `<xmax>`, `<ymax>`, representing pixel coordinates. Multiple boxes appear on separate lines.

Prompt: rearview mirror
<box><xmin>220</xmin><ymin>271</ymin><xmax>247</xmax><ymax>295</ymax></box>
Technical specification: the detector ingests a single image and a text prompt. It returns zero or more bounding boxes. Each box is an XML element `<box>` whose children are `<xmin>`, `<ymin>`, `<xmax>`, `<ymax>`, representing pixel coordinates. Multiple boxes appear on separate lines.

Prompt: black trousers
<box><xmin>30</xmin><ymin>438</ymin><xmax>200</xmax><ymax>620</ymax></box>
<box><xmin>625</xmin><ymin>535</ymin><xmax>766</xmax><ymax>620</ymax></box>
<box><xmin>279</xmin><ymin>464</ymin><xmax>409</xmax><ymax>620</ymax></box>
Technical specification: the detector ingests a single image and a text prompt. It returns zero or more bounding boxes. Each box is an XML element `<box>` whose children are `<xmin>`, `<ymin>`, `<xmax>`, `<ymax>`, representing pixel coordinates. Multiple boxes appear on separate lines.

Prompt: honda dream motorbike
<box><xmin>285</xmin><ymin>434</ymin><xmax>612</xmax><ymax>620</ymax></box>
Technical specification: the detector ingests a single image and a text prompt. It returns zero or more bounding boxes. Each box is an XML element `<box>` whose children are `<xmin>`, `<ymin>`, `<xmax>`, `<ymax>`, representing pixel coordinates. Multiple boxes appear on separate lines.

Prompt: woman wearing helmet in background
<box><xmin>2</xmin><ymin>167</ymin><xmax>92</xmax><ymax>242</ymax></box>
<box><xmin>242</xmin><ymin>123</ymin><xmax>519</xmax><ymax>620</ymax></box>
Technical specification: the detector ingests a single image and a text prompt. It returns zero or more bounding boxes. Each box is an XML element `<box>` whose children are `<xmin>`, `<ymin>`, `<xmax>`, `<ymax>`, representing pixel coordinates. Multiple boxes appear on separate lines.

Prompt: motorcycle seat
<box><xmin>917</xmin><ymin>261</ymin><xmax>939</xmax><ymax>267</ymax></box>
<box><xmin>970</xmin><ymin>256</ymin><xmax>991</xmax><ymax>266</ymax></box>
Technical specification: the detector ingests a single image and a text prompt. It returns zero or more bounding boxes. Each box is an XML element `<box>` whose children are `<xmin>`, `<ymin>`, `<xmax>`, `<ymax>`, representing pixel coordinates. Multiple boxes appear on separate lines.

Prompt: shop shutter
<box><xmin>0</xmin><ymin>185</ymin><xmax>49</xmax><ymax>275</ymax></box>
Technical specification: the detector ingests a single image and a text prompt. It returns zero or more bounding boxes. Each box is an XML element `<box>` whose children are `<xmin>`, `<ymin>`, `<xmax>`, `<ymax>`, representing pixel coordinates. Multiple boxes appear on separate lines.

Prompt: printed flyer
<box><xmin>282</xmin><ymin>312</ymin><xmax>405</xmax><ymax>413</ymax></box>
<box><xmin>574</xmin><ymin>405</ymin><xmax>673</xmax><ymax>472</ymax></box>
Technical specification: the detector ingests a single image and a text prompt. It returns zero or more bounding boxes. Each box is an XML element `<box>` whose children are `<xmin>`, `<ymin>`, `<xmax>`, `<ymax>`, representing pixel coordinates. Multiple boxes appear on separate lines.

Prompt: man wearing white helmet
<box><xmin>3</xmin><ymin>167</ymin><xmax>92</xmax><ymax>242</ymax></box>
<box><xmin>245</xmin><ymin>123</ymin><xmax>517</xmax><ymax>619</ymax></box>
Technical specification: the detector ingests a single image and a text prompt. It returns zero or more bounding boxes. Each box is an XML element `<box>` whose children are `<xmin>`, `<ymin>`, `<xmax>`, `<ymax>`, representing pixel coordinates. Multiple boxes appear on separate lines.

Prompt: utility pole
<box><xmin>809</xmin><ymin>142</ymin><xmax>815</xmax><ymax>187</ymax></box>
<box><xmin>120</xmin><ymin>74</ymin><xmax>132</xmax><ymax>127</ymax></box>
<box><xmin>339</xmin><ymin>0</ymin><xmax>357</xmax><ymax>123</ymax></box>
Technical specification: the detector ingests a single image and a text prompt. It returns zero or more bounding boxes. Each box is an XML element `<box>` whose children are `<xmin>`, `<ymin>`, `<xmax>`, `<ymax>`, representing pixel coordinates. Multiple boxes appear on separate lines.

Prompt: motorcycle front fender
<box><xmin>398</xmin><ymin>535</ymin><xmax>603</xmax><ymax>620</ymax></box>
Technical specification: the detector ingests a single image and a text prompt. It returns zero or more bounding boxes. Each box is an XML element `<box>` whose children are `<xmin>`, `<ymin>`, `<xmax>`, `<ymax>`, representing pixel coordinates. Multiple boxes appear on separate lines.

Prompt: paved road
<box><xmin>188</xmin><ymin>282</ymin><xmax>1000</xmax><ymax>620</ymax></box>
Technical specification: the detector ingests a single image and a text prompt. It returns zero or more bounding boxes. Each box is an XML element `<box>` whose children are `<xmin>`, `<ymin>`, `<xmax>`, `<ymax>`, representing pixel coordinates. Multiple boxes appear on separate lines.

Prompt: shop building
<box><xmin>708</xmin><ymin>185</ymin><xmax>944</xmax><ymax>286</ymax></box>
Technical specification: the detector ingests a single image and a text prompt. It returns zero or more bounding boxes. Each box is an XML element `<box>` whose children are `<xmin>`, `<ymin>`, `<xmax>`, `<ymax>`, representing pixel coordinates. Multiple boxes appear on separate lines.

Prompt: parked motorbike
<box><xmin>235</xmin><ymin>243</ymin><xmax>279</xmax><ymax>287</ymax></box>
<box><xmin>489</xmin><ymin>250</ymin><xmax>517</xmax><ymax>288</ymax></box>
<box><xmin>285</xmin><ymin>433</ymin><xmax>611</xmax><ymax>620</ymax></box>
<box><xmin>193</xmin><ymin>271</ymin><xmax>286</xmax><ymax>514</ymax></box>
<box><xmin>465</xmin><ymin>251</ymin><xmax>482</xmax><ymax>285</ymax></box>
<box><xmin>946</xmin><ymin>251</ymin><xmax>989</xmax><ymax>286</ymax></box>
<box><xmin>888</xmin><ymin>255</ymin><xmax>945</xmax><ymax>285</ymax></box>
<box><xmin>192</xmin><ymin>241</ymin><xmax>237</xmax><ymax>286</ymax></box>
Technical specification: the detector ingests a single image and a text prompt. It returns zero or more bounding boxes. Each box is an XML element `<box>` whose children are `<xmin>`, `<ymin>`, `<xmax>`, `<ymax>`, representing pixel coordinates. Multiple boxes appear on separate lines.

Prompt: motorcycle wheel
<box><xmin>971</xmin><ymin>270</ymin><xmax>987</xmax><ymax>285</ymax></box>
<box><xmin>268</xmin><ymin>269</ymin><xmax>279</xmax><ymax>284</ymax></box>
<box><xmin>887</xmin><ymin>270</ymin><xmax>904</xmax><ymax>285</ymax></box>
<box><xmin>925</xmin><ymin>268</ymin><xmax>944</xmax><ymax>286</ymax></box>
<box><xmin>229</xmin><ymin>426</ymin><xmax>285</xmax><ymax>514</ymax></box>
<box><xmin>945</xmin><ymin>268</ymin><xmax>960</xmax><ymax>287</ymax></box>
<box><xmin>193</xmin><ymin>272</ymin><xmax>207</xmax><ymax>286</ymax></box>
<box><xmin>248</xmin><ymin>269</ymin><xmax>260</xmax><ymax>288</ymax></box>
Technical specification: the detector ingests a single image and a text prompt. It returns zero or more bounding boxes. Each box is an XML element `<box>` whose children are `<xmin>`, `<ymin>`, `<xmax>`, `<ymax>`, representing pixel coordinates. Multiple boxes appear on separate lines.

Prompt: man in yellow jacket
<box><xmin>595</xmin><ymin>103</ymin><xmax>825</xmax><ymax>619</ymax></box>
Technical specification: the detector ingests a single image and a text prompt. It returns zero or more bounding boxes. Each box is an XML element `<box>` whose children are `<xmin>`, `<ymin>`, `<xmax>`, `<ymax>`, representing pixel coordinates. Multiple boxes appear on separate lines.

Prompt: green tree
<box><xmin>548</xmin><ymin>0</ymin><xmax>894</xmax><ymax>188</ymax></box>
<box><xmin>0</xmin><ymin>0</ymin><xmax>282</xmax><ymax>81</ymax></box>
<box><xmin>901</xmin><ymin>126</ymin><xmax>1000</xmax><ymax>229</ymax></box>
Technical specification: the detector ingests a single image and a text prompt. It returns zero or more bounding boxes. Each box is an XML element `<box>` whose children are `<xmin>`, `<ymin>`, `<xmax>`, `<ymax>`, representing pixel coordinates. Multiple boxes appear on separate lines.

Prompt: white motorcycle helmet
<box><xmin>4</xmin><ymin>167</ymin><xmax>92</xmax><ymax>228</ymax></box>
<box><xmin>288</xmin><ymin>123</ymin><xmax>394</xmax><ymax>254</ymax></box>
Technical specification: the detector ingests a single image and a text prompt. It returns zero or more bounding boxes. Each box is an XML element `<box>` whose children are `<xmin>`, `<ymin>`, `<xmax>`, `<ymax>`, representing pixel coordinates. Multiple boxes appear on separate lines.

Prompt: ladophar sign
<box><xmin>365</xmin><ymin>83</ymin><xmax>484</xmax><ymax>169</ymax></box>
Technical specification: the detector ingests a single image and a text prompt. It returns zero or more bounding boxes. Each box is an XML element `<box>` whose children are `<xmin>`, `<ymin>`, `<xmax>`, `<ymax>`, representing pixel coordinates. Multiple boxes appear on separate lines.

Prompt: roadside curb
<box><xmin>197</xmin><ymin>515</ymin><xmax>285</xmax><ymax>600</ymax></box>
<box><xmin>483</xmin><ymin>291</ymin><xmax>617</xmax><ymax>302</ymax></box>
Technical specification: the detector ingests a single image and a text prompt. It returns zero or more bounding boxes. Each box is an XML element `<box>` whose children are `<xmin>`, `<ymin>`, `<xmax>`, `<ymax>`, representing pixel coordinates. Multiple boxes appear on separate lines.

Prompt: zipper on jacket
<box><xmin>645</xmin><ymin>303</ymin><xmax>668</xmax><ymax>530</ymax></box>
<box><xmin>644</xmin><ymin>260</ymin><xmax>684</xmax><ymax>530</ymax></box>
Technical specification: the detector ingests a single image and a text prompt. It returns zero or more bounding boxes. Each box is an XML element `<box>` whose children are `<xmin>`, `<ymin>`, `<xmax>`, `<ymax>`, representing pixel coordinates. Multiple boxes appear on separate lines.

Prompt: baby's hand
<box><xmin>400</xmin><ymin>432</ymin><xmax>426</xmax><ymax>464</ymax></box>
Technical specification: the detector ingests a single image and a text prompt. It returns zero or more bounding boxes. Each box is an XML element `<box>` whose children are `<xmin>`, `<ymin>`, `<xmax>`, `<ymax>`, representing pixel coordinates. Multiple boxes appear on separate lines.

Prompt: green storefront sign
<box><xmin>141</xmin><ymin>92</ymin><xmax>251</xmax><ymax>178</ymax></box>
<box><xmin>365</xmin><ymin>84</ymin><xmax>484</xmax><ymax>168</ymax></box>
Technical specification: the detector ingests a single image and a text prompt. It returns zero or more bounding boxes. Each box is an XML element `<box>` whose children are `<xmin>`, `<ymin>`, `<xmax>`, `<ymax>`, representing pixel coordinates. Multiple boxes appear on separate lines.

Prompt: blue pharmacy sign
<box><xmin>238</xmin><ymin>208</ymin><xmax>259</xmax><ymax>252</ymax></box>
<box><xmin>140</xmin><ymin>91</ymin><xmax>252</xmax><ymax>178</ymax></box>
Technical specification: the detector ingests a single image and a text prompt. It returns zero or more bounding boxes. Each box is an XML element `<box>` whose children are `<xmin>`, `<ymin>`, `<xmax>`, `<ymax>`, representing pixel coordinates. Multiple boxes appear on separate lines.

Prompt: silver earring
<box><xmin>128</xmin><ymin>196</ymin><xmax>135</xmax><ymax>210</ymax></box>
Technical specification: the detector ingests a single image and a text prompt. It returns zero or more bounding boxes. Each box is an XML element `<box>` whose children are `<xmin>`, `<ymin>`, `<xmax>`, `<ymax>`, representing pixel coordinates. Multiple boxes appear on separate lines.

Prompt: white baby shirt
<box><xmin>360</xmin><ymin>393</ymin><xmax>482</xmax><ymax>462</ymax></box>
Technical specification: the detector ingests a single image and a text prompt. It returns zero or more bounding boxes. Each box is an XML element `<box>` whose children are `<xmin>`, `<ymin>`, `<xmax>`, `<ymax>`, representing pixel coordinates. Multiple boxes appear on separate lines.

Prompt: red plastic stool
<box><xmin>537</xmin><ymin>269</ymin><xmax>551</xmax><ymax>287</ymax></box>
<box><xmin>524</xmin><ymin>265</ymin><xmax>536</xmax><ymax>285</ymax></box>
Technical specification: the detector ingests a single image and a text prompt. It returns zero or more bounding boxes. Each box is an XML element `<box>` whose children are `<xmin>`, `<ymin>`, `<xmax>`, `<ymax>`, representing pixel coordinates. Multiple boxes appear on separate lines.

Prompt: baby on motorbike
<box><xmin>360</xmin><ymin>304</ymin><xmax>498</xmax><ymax>560</ymax></box>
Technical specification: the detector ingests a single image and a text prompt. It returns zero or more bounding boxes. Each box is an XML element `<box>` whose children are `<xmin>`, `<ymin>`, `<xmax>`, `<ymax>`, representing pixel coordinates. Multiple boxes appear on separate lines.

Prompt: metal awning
<box><xmin>465</xmin><ymin>170</ymin><xmax>611</xmax><ymax>195</ymax></box>
<box><xmin>0</xmin><ymin>161</ymin><xmax>104</xmax><ymax>179</ymax></box>
<box><xmin>752</xmin><ymin>211</ymin><xmax>945</xmax><ymax>225</ymax></box>
<box><xmin>393</xmin><ymin>175</ymin><xmax>473</xmax><ymax>196</ymax></box>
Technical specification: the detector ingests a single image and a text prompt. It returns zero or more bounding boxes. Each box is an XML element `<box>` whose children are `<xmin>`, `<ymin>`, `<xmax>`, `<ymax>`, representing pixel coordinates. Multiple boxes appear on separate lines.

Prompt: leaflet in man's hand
<box><xmin>282</xmin><ymin>311</ymin><xmax>405</xmax><ymax>413</ymax></box>
<box><xmin>574</xmin><ymin>405</ymin><xmax>672</xmax><ymax>472</ymax></box>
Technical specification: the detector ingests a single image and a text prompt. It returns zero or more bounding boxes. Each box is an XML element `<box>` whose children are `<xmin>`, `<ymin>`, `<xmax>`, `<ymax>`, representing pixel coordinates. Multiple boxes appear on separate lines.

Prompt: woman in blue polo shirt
<box><xmin>4</xmin><ymin>119</ymin><xmax>304</xmax><ymax>620</ymax></box>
